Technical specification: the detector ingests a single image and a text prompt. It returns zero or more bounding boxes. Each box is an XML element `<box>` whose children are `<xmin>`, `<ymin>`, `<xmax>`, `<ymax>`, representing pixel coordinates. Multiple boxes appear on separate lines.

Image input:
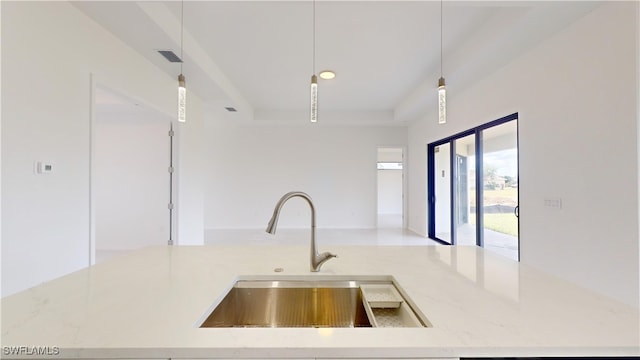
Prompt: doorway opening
<box><xmin>377</xmin><ymin>147</ymin><xmax>404</xmax><ymax>229</ymax></box>
<box><xmin>91</xmin><ymin>85</ymin><xmax>174</xmax><ymax>264</ymax></box>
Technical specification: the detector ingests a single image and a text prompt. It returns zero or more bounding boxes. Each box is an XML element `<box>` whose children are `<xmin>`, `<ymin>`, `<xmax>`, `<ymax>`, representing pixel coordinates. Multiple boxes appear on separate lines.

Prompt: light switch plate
<box><xmin>544</xmin><ymin>197</ymin><xmax>562</xmax><ymax>209</ymax></box>
<box><xmin>34</xmin><ymin>161</ymin><xmax>53</xmax><ymax>174</ymax></box>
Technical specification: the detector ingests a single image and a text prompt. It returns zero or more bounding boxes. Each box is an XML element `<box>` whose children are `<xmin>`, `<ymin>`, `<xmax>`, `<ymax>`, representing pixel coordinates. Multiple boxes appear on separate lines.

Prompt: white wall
<box><xmin>175</xmin><ymin>95</ymin><xmax>205</xmax><ymax>246</ymax></box>
<box><xmin>1</xmin><ymin>2</ymin><xmax>205</xmax><ymax>297</ymax></box>
<box><xmin>94</xmin><ymin>111</ymin><xmax>171</xmax><ymax>251</ymax></box>
<box><xmin>408</xmin><ymin>2</ymin><xmax>639</xmax><ymax>306</ymax></box>
<box><xmin>204</xmin><ymin>123</ymin><xmax>407</xmax><ymax>229</ymax></box>
<box><xmin>377</xmin><ymin>148</ymin><xmax>403</xmax><ymax>162</ymax></box>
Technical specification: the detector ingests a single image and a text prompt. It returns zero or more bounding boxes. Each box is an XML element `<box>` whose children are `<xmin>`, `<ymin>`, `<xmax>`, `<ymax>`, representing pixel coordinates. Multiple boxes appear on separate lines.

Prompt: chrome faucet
<box><xmin>266</xmin><ymin>191</ymin><xmax>337</xmax><ymax>272</ymax></box>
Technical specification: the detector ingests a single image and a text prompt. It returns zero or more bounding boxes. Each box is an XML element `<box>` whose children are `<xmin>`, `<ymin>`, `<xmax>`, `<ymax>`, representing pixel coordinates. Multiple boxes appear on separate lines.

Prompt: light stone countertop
<box><xmin>1</xmin><ymin>245</ymin><xmax>638</xmax><ymax>359</ymax></box>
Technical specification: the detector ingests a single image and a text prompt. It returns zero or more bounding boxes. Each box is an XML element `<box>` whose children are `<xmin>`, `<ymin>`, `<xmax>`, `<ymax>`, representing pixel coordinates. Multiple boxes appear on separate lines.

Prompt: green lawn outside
<box><xmin>469</xmin><ymin>187</ymin><xmax>518</xmax><ymax>206</ymax></box>
<box><xmin>470</xmin><ymin>213</ymin><xmax>518</xmax><ymax>237</ymax></box>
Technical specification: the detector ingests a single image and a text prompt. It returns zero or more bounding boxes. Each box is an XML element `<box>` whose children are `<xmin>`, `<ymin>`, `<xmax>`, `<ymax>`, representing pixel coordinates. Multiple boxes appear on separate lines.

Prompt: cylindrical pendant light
<box><xmin>177</xmin><ymin>0</ymin><xmax>186</xmax><ymax>123</ymax></box>
<box><xmin>310</xmin><ymin>74</ymin><xmax>318</xmax><ymax>123</ymax></box>
<box><xmin>438</xmin><ymin>77</ymin><xmax>446</xmax><ymax>124</ymax></box>
<box><xmin>437</xmin><ymin>0</ymin><xmax>446</xmax><ymax>125</ymax></box>
<box><xmin>178</xmin><ymin>73</ymin><xmax>186</xmax><ymax>123</ymax></box>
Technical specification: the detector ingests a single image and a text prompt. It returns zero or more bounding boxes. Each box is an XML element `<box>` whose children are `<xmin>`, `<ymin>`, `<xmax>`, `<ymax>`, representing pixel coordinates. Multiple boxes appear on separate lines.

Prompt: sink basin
<box><xmin>201</xmin><ymin>280</ymin><xmax>370</xmax><ymax>328</ymax></box>
<box><xmin>199</xmin><ymin>276</ymin><xmax>430</xmax><ymax>328</ymax></box>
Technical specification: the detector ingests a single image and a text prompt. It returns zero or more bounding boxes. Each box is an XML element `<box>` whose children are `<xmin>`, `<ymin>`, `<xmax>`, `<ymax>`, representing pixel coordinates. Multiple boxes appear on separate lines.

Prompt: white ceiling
<box><xmin>73</xmin><ymin>1</ymin><xmax>601</xmax><ymax>126</ymax></box>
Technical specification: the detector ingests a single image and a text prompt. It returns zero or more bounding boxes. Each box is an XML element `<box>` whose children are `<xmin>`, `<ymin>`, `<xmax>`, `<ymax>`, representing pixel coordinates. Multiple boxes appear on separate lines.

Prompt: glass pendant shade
<box><xmin>178</xmin><ymin>74</ymin><xmax>186</xmax><ymax>123</ymax></box>
<box><xmin>438</xmin><ymin>77</ymin><xmax>446</xmax><ymax>125</ymax></box>
<box><xmin>310</xmin><ymin>74</ymin><xmax>318</xmax><ymax>123</ymax></box>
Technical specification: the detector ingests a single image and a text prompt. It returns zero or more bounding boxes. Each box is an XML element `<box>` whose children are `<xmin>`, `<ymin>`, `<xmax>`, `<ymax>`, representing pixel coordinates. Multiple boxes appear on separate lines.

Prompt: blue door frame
<box><xmin>427</xmin><ymin>113</ymin><xmax>519</xmax><ymax>258</ymax></box>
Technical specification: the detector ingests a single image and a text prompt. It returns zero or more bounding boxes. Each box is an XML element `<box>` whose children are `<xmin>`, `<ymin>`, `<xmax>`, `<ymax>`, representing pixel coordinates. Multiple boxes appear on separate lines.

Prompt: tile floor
<box><xmin>97</xmin><ymin>222</ymin><xmax>519</xmax><ymax>264</ymax></box>
<box><xmin>95</xmin><ymin>249</ymin><xmax>132</xmax><ymax>264</ymax></box>
<box><xmin>438</xmin><ymin>224</ymin><xmax>519</xmax><ymax>261</ymax></box>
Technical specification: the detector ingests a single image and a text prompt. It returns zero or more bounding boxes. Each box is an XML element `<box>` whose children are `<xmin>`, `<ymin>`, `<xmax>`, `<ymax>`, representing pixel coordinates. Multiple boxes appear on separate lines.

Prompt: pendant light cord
<box><xmin>312</xmin><ymin>0</ymin><xmax>316</xmax><ymax>74</ymax></box>
<box><xmin>180</xmin><ymin>0</ymin><xmax>184</xmax><ymax>74</ymax></box>
<box><xmin>440</xmin><ymin>0</ymin><xmax>443</xmax><ymax>78</ymax></box>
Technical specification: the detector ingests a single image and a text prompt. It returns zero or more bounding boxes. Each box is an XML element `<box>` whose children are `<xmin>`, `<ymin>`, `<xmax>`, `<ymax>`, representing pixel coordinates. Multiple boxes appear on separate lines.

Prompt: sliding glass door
<box><xmin>434</xmin><ymin>143</ymin><xmax>451</xmax><ymax>244</ymax></box>
<box><xmin>428</xmin><ymin>114</ymin><xmax>519</xmax><ymax>261</ymax></box>
<box><xmin>481</xmin><ymin>121</ymin><xmax>519</xmax><ymax>260</ymax></box>
<box><xmin>454</xmin><ymin>134</ymin><xmax>476</xmax><ymax>246</ymax></box>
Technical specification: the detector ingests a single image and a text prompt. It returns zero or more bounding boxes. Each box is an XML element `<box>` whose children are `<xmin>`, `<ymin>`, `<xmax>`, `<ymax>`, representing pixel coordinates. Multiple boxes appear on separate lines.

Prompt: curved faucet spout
<box><xmin>265</xmin><ymin>191</ymin><xmax>337</xmax><ymax>272</ymax></box>
<box><xmin>314</xmin><ymin>251</ymin><xmax>338</xmax><ymax>270</ymax></box>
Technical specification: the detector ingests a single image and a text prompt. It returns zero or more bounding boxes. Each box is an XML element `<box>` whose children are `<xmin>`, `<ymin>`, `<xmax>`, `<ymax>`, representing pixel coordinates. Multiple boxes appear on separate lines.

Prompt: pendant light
<box><xmin>310</xmin><ymin>0</ymin><xmax>318</xmax><ymax>123</ymax></box>
<box><xmin>177</xmin><ymin>0</ymin><xmax>186</xmax><ymax>123</ymax></box>
<box><xmin>437</xmin><ymin>0</ymin><xmax>446</xmax><ymax>125</ymax></box>
<box><xmin>310</xmin><ymin>74</ymin><xmax>318</xmax><ymax>122</ymax></box>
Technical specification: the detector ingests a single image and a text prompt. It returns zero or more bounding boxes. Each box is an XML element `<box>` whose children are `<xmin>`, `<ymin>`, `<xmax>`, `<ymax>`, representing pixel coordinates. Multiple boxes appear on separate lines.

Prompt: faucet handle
<box><xmin>320</xmin><ymin>251</ymin><xmax>337</xmax><ymax>259</ymax></box>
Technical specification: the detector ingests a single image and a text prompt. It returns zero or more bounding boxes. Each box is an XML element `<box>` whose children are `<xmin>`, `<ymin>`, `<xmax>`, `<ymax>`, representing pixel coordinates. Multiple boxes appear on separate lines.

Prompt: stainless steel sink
<box><xmin>199</xmin><ymin>276</ymin><xmax>430</xmax><ymax>328</ymax></box>
<box><xmin>200</xmin><ymin>280</ymin><xmax>371</xmax><ymax>328</ymax></box>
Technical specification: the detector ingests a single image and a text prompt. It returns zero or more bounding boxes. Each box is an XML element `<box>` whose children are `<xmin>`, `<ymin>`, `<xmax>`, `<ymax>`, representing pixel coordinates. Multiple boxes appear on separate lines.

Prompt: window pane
<box><xmin>434</xmin><ymin>143</ymin><xmax>451</xmax><ymax>243</ymax></box>
<box><xmin>377</xmin><ymin>162</ymin><xmax>403</xmax><ymax>170</ymax></box>
<box><xmin>455</xmin><ymin>135</ymin><xmax>476</xmax><ymax>245</ymax></box>
<box><xmin>481</xmin><ymin>121</ymin><xmax>519</xmax><ymax>260</ymax></box>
